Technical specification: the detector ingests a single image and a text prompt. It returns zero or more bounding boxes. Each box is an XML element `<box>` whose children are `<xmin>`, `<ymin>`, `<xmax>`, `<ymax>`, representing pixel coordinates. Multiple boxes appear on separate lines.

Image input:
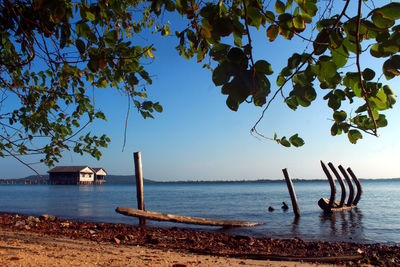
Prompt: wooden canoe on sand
<box><xmin>116</xmin><ymin>207</ymin><xmax>264</xmax><ymax>227</ymax></box>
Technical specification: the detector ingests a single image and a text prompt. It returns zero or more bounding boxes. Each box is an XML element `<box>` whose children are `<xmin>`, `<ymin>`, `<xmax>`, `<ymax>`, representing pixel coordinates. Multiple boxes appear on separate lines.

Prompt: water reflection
<box><xmin>291</xmin><ymin>216</ymin><xmax>300</xmax><ymax>236</ymax></box>
<box><xmin>319</xmin><ymin>208</ymin><xmax>364</xmax><ymax>241</ymax></box>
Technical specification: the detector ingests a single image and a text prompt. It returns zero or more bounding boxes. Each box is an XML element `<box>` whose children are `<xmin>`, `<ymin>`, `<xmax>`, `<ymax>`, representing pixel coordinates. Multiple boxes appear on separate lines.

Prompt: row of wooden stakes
<box><xmin>318</xmin><ymin>161</ymin><xmax>362</xmax><ymax>212</ymax></box>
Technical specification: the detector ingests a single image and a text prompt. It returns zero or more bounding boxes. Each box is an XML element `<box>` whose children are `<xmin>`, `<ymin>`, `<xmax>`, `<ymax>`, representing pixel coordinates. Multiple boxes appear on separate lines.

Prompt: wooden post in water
<box><xmin>347</xmin><ymin>167</ymin><xmax>362</xmax><ymax>206</ymax></box>
<box><xmin>282</xmin><ymin>168</ymin><xmax>301</xmax><ymax>217</ymax></box>
<box><xmin>134</xmin><ymin>152</ymin><xmax>146</xmax><ymax>225</ymax></box>
<box><xmin>338</xmin><ymin>165</ymin><xmax>355</xmax><ymax>206</ymax></box>
<box><xmin>320</xmin><ymin>161</ymin><xmax>336</xmax><ymax>208</ymax></box>
<box><xmin>328</xmin><ymin>163</ymin><xmax>346</xmax><ymax>207</ymax></box>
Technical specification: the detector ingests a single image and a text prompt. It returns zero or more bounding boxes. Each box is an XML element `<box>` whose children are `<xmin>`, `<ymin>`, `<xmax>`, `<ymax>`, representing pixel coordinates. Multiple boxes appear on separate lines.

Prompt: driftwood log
<box><xmin>116</xmin><ymin>207</ymin><xmax>264</xmax><ymax>227</ymax></box>
<box><xmin>318</xmin><ymin>162</ymin><xmax>362</xmax><ymax>212</ymax></box>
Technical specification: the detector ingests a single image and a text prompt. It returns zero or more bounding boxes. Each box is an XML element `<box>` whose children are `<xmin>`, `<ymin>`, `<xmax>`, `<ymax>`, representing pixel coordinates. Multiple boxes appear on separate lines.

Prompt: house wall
<box><xmin>79</xmin><ymin>172</ymin><xmax>94</xmax><ymax>182</ymax></box>
<box><xmin>49</xmin><ymin>173</ymin><xmax>79</xmax><ymax>184</ymax></box>
<box><xmin>78</xmin><ymin>167</ymin><xmax>95</xmax><ymax>182</ymax></box>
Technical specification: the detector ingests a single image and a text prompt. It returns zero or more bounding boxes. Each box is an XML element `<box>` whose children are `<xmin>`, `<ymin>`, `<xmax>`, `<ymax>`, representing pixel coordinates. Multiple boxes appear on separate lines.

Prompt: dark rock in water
<box><xmin>268</xmin><ymin>206</ymin><xmax>275</xmax><ymax>212</ymax></box>
<box><xmin>281</xmin><ymin>202</ymin><xmax>289</xmax><ymax>210</ymax></box>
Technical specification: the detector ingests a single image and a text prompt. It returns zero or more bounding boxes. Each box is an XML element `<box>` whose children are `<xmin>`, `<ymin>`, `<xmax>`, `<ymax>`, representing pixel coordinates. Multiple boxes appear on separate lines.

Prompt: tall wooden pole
<box><xmin>134</xmin><ymin>152</ymin><xmax>146</xmax><ymax>225</ymax></box>
<box><xmin>282</xmin><ymin>168</ymin><xmax>301</xmax><ymax>217</ymax></box>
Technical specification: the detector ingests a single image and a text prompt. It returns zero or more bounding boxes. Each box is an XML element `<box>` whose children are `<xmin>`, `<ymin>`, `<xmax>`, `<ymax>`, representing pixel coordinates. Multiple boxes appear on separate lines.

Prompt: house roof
<box><xmin>47</xmin><ymin>166</ymin><xmax>94</xmax><ymax>173</ymax></box>
<box><xmin>92</xmin><ymin>167</ymin><xmax>107</xmax><ymax>174</ymax></box>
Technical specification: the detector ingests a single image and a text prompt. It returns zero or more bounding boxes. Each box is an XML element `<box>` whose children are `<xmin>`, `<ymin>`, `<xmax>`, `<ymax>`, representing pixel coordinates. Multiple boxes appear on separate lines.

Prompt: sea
<box><xmin>0</xmin><ymin>179</ymin><xmax>399</xmax><ymax>245</ymax></box>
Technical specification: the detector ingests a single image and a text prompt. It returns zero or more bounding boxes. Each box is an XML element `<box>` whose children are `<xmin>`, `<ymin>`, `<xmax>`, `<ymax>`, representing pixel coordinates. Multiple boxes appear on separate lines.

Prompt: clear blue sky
<box><xmin>1</xmin><ymin>2</ymin><xmax>400</xmax><ymax>180</ymax></box>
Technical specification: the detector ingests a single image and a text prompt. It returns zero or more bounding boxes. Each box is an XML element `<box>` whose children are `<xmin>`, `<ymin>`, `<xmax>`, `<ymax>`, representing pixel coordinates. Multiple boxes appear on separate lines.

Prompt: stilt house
<box><xmin>48</xmin><ymin>166</ymin><xmax>106</xmax><ymax>185</ymax></box>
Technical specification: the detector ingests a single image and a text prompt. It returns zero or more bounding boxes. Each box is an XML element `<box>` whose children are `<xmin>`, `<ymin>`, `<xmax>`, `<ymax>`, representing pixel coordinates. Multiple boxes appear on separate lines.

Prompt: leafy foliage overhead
<box><xmin>0</xmin><ymin>0</ymin><xmax>163</xmax><ymax>170</ymax></box>
<box><xmin>160</xmin><ymin>0</ymin><xmax>399</xmax><ymax>146</ymax></box>
<box><xmin>1</xmin><ymin>0</ymin><xmax>399</xmax><ymax>172</ymax></box>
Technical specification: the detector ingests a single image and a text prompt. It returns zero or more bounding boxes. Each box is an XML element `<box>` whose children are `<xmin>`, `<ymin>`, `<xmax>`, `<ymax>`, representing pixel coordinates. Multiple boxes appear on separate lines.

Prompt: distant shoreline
<box><xmin>1</xmin><ymin>175</ymin><xmax>400</xmax><ymax>184</ymax></box>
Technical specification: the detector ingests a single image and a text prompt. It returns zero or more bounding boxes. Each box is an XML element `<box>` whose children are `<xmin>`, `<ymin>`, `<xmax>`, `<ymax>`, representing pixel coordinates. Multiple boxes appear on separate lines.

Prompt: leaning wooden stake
<box><xmin>328</xmin><ymin>162</ymin><xmax>346</xmax><ymax>207</ymax></box>
<box><xmin>320</xmin><ymin>161</ymin><xmax>336</xmax><ymax>208</ymax></box>
<box><xmin>134</xmin><ymin>152</ymin><xmax>146</xmax><ymax>225</ymax></box>
<box><xmin>347</xmin><ymin>167</ymin><xmax>362</xmax><ymax>206</ymax></box>
<box><xmin>282</xmin><ymin>168</ymin><xmax>301</xmax><ymax>217</ymax></box>
<box><xmin>338</xmin><ymin>165</ymin><xmax>355</xmax><ymax>206</ymax></box>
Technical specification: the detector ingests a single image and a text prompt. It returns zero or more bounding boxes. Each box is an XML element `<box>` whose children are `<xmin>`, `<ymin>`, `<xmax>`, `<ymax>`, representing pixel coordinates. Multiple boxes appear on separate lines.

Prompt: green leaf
<box><xmin>264</xmin><ymin>11</ymin><xmax>275</xmax><ymax>24</ymax></box>
<box><xmin>97</xmin><ymin>78</ymin><xmax>108</xmax><ymax>88</ymax></box>
<box><xmin>275</xmin><ymin>0</ymin><xmax>286</xmax><ymax>15</ymax></box>
<box><xmin>333</xmin><ymin>110</ymin><xmax>347</xmax><ymax>122</ymax></box>
<box><xmin>212</xmin><ymin>62</ymin><xmax>232</xmax><ymax>86</ymax></box>
<box><xmin>376</xmin><ymin>114</ymin><xmax>388</xmax><ymax>127</ymax></box>
<box><xmin>247</xmin><ymin>7</ymin><xmax>263</xmax><ymax>29</ymax></box>
<box><xmin>343</xmin><ymin>72</ymin><xmax>361</xmax><ymax>97</ymax></box>
<box><xmin>382</xmin><ymin>55</ymin><xmax>400</xmax><ymax>80</ymax></box>
<box><xmin>266</xmin><ymin>25</ymin><xmax>279</xmax><ymax>42</ymax></box>
<box><xmin>328</xmin><ymin>94</ymin><xmax>341</xmax><ymax>110</ymax></box>
<box><xmin>370</xmin><ymin>43</ymin><xmax>399</xmax><ymax>58</ymax></box>
<box><xmin>292</xmin><ymin>15</ymin><xmax>305</xmax><ymax>31</ymax></box>
<box><xmin>105</xmin><ymin>30</ymin><xmax>118</xmax><ymax>48</ymax></box>
<box><xmin>85</xmin><ymin>10</ymin><xmax>96</xmax><ymax>21</ymax></box>
<box><xmin>88</xmin><ymin>58</ymin><xmax>99</xmax><ymax>73</ymax></box>
<box><xmin>154</xmin><ymin>103</ymin><xmax>163</xmax><ymax>113</ymax></box>
<box><xmin>362</xmin><ymin>68</ymin><xmax>375</xmax><ymax>81</ymax></box>
<box><xmin>285</xmin><ymin>96</ymin><xmax>298</xmax><ymax>110</ymax></box>
<box><xmin>319</xmin><ymin>61</ymin><xmax>337</xmax><ymax>80</ymax></box>
<box><xmin>76</xmin><ymin>22</ymin><xmax>91</xmax><ymax>38</ymax></box>
<box><xmin>280</xmin><ymin>137</ymin><xmax>291</xmax><ymax>147</ymax></box>
<box><xmin>372</xmin><ymin>12</ymin><xmax>395</xmax><ymax>29</ymax></box>
<box><xmin>227</xmin><ymin>48</ymin><xmax>246</xmax><ymax>65</ymax></box>
<box><xmin>295</xmin><ymin>0</ymin><xmax>317</xmax><ymax>17</ymax></box>
<box><xmin>289</xmin><ymin>134</ymin><xmax>304</xmax><ymax>147</ymax></box>
<box><xmin>95</xmin><ymin>111</ymin><xmax>106</xmax><ymax>120</ymax></box>
<box><xmin>374</xmin><ymin>3</ymin><xmax>400</xmax><ymax>20</ymax></box>
<box><xmin>276</xmin><ymin>74</ymin><xmax>286</xmax><ymax>87</ymax></box>
<box><xmin>226</xmin><ymin>95</ymin><xmax>239</xmax><ymax>111</ymax></box>
<box><xmin>209</xmin><ymin>44</ymin><xmax>231</xmax><ymax>61</ymax></box>
<box><xmin>76</xmin><ymin>39</ymin><xmax>85</xmax><ymax>55</ymax></box>
<box><xmin>313</xmin><ymin>30</ymin><xmax>329</xmax><ymax>55</ymax></box>
<box><xmin>254</xmin><ymin>60</ymin><xmax>273</xmax><ymax>75</ymax></box>
<box><xmin>330</xmin><ymin>123</ymin><xmax>342</xmax><ymax>136</ymax></box>
<box><xmin>348</xmin><ymin>129</ymin><xmax>362</xmax><ymax>144</ymax></box>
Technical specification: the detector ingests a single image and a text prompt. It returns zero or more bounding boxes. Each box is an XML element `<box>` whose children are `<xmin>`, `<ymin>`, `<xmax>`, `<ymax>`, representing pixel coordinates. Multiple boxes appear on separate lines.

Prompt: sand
<box><xmin>0</xmin><ymin>229</ymin><xmax>333</xmax><ymax>267</ymax></box>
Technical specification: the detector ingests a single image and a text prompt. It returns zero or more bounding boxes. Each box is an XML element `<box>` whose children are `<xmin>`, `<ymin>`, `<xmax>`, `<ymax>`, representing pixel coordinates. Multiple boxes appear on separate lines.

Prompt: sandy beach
<box><xmin>1</xmin><ymin>212</ymin><xmax>398</xmax><ymax>266</ymax></box>
<box><xmin>0</xmin><ymin>229</ymin><xmax>335</xmax><ymax>267</ymax></box>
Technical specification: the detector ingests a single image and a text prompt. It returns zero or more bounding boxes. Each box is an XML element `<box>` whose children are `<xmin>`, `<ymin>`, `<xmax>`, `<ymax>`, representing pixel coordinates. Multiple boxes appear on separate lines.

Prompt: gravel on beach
<box><xmin>1</xmin><ymin>212</ymin><xmax>399</xmax><ymax>266</ymax></box>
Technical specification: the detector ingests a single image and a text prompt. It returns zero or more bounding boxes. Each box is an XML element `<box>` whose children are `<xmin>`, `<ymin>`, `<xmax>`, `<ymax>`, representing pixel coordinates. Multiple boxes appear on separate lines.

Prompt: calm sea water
<box><xmin>0</xmin><ymin>180</ymin><xmax>399</xmax><ymax>245</ymax></box>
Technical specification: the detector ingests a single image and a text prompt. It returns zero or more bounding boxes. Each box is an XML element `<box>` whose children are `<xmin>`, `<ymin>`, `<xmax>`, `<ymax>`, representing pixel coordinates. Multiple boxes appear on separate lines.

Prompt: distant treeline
<box><xmin>1</xmin><ymin>175</ymin><xmax>399</xmax><ymax>184</ymax></box>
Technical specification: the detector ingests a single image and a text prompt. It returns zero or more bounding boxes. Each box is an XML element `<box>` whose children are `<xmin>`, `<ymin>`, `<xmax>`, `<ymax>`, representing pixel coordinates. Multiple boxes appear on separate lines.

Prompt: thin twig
<box><xmin>3</xmin><ymin>148</ymin><xmax>46</xmax><ymax>183</ymax></box>
<box><xmin>122</xmin><ymin>95</ymin><xmax>131</xmax><ymax>152</ymax></box>
<box><xmin>251</xmin><ymin>0</ymin><xmax>351</xmax><ymax>138</ymax></box>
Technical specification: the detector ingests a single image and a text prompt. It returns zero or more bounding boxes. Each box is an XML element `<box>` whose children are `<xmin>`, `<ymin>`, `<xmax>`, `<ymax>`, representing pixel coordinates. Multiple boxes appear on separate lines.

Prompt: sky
<box><xmin>1</xmin><ymin>1</ymin><xmax>400</xmax><ymax>181</ymax></box>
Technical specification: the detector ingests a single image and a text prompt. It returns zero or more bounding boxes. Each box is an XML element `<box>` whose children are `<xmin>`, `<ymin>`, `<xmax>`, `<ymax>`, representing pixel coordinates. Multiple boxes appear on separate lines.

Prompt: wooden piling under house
<box><xmin>48</xmin><ymin>166</ymin><xmax>106</xmax><ymax>185</ymax></box>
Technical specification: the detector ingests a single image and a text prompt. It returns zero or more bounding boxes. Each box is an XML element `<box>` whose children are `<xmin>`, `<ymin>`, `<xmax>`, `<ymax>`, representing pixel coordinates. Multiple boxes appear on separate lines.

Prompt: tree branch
<box><xmin>355</xmin><ymin>0</ymin><xmax>377</xmax><ymax>136</ymax></box>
